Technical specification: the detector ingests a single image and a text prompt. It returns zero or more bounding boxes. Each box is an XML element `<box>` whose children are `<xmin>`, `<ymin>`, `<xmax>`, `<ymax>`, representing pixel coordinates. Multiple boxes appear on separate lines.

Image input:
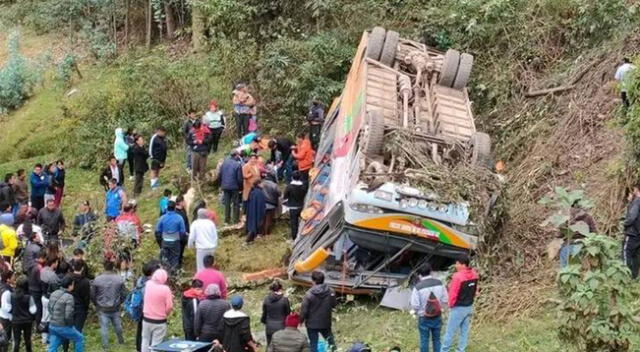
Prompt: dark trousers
<box><xmin>192</xmin><ymin>153</ymin><xmax>208</xmax><ymax>181</ymax></box>
<box><xmin>300</xmin><ymin>169</ymin><xmax>310</xmax><ymax>184</ymax></box>
<box><xmin>161</xmin><ymin>240</ymin><xmax>181</xmax><ymax>271</ymax></box>
<box><xmin>210</xmin><ymin>128</ymin><xmax>224</xmax><ymax>153</ymax></box>
<box><xmin>179</xmin><ymin>240</ymin><xmax>187</xmax><ymax>268</ymax></box>
<box><xmin>31</xmin><ymin>291</ymin><xmax>42</xmax><ymax>326</ymax></box>
<box><xmin>31</xmin><ymin>196</ymin><xmax>44</xmax><ymax>211</ymax></box>
<box><xmin>307</xmin><ymin>328</ymin><xmax>336</xmax><ymax>352</ymax></box>
<box><xmin>289</xmin><ymin>208</ymin><xmax>301</xmax><ymax>240</ymax></box>
<box><xmin>309</xmin><ymin>123</ymin><xmax>322</xmax><ymax>150</ymax></box>
<box><xmin>11</xmin><ymin>322</ymin><xmax>32</xmax><ymax>352</ymax></box>
<box><xmin>136</xmin><ymin>320</ymin><xmax>142</xmax><ymax>352</ymax></box>
<box><xmin>0</xmin><ymin>318</ymin><xmax>11</xmax><ymax>351</ymax></box>
<box><xmin>74</xmin><ymin>308</ymin><xmax>88</xmax><ymax>332</ymax></box>
<box><xmin>133</xmin><ymin>171</ymin><xmax>145</xmax><ymax>196</ymax></box>
<box><xmin>223</xmin><ymin>190</ymin><xmax>240</xmax><ymax>224</ymax></box>
<box><xmin>236</xmin><ymin>113</ymin><xmax>251</xmax><ymax>138</ymax></box>
<box><xmin>622</xmin><ymin>91</ymin><xmax>630</xmax><ymax>108</ymax></box>
<box><xmin>623</xmin><ymin>235</ymin><xmax>640</xmax><ymax>278</ymax></box>
<box><xmin>262</xmin><ymin>209</ymin><xmax>275</xmax><ymax>236</ymax></box>
<box><xmin>126</xmin><ymin>150</ymin><xmax>135</xmax><ymax>176</ymax></box>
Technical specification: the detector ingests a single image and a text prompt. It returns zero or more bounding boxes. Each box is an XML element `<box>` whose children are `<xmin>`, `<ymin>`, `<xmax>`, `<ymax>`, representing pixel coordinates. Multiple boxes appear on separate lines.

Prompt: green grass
<box><xmin>0</xmin><ymin>33</ymin><xmax>571</xmax><ymax>352</ymax></box>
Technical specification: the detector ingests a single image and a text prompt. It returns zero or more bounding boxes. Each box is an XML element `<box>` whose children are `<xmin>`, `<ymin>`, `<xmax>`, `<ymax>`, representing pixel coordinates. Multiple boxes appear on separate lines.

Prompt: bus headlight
<box><xmin>418</xmin><ymin>200</ymin><xmax>428</xmax><ymax>209</ymax></box>
<box><xmin>350</xmin><ymin>203</ymin><xmax>384</xmax><ymax>214</ymax></box>
<box><xmin>374</xmin><ymin>190</ymin><xmax>393</xmax><ymax>201</ymax></box>
<box><xmin>408</xmin><ymin>198</ymin><xmax>418</xmax><ymax>208</ymax></box>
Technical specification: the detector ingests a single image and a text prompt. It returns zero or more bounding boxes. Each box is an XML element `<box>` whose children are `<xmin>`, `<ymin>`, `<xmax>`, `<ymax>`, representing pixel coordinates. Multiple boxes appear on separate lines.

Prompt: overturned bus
<box><xmin>288</xmin><ymin>27</ymin><xmax>498</xmax><ymax>298</ymax></box>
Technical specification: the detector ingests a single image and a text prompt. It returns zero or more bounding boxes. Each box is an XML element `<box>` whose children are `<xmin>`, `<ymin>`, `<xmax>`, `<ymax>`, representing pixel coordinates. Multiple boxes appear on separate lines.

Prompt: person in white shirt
<box><xmin>188</xmin><ymin>209</ymin><xmax>219</xmax><ymax>271</ymax></box>
<box><xmin>615</xmin><ymin>57</ymin><xmax>636</xmax><ymax>108</ymax></box>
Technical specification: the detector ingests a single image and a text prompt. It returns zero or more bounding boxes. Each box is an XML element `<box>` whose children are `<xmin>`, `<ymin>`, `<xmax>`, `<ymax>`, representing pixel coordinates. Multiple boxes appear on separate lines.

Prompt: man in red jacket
<box><xmin>441</xmin><ymin>255</ymin><xmax>478</xmax><ymax>352</ymax></box>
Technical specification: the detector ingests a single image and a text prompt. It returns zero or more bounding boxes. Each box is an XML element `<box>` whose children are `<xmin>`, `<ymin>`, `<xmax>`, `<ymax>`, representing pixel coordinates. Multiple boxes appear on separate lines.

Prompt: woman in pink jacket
<box><xmin>141</xmin><ymin>269</ymin><xmax>174</xmax><ymax>352</ymax></box>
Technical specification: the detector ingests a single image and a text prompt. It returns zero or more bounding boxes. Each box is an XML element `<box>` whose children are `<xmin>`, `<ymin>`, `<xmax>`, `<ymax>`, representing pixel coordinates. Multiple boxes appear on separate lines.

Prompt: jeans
<box><xmin>559</xmin><ymin>243</ymin><xmax>582</xmax><ymax>268</ymax></box>
<box><xmin>441</xmin><ymin>306</ymin><xmax>474</xmax><ymax>352</ymax></box>
<box><xmin>419</xmin><ymin>316</ymin><xmax>442</xmax><ymax>352</ymax></box>
<box><xmin>98</xmin><ymin>311</ymin><xmax>124</xmax><ymax>349</ymax></box>
<box><xmin>307</xmin><ymin>328</ymin><xmax>336</xmax><ymax>352</ymax></box>
<box><xmin>196</xmin><ymin>248</ymin><xmax>216</xmax><ymax>272</ymax></box>
<box><xmin>140</xmin><ymin>321</ymin><xmax>167</xmax><ymax>352</ymax></box>
<box><xmin>289</xmin><ymin>208</ymin><xmax>301</xmax><ymax>240</ymax></box>
<box><xmin>48</xmin><ymin>325</ymin><xmax>84</xmax><ymax>352</ymax></box>
<box><xmin>222</xmin><ymin>190</ymin><xmax>240</xmax><ymax>224</ymax></box>
<box><xmin>161</xmin><ymin>240</ymin><xmax>181</xmax><ymax>271</ymax></box>
<box><xmin>185</xmin><ymin>145</ymin><xmax>193</xmax><ymax>171</ymax></box>
<box><xmin>278</xmin><ymin>155</ymin><xmax>294</xmax><ymax>184</ymax></box>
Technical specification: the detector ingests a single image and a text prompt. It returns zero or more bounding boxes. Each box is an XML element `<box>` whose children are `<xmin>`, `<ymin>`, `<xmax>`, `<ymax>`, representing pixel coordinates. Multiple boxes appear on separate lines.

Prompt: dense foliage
<box><xmin>0</xmin><ymin>33</ymin><xmax>43</xmax><ymax>114</ymax></box>
<box><xmin>541</xmin><ymin>188</ymin><xmax>639</xmax><ymax>351</ymax></box>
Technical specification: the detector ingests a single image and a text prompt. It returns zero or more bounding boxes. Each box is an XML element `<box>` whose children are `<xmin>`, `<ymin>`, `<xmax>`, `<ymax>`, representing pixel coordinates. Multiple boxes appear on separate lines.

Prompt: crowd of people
<box><xmin>0</xmin><ymin>80</ymin><xmax>487</xmax><ymax>352</ymax></box>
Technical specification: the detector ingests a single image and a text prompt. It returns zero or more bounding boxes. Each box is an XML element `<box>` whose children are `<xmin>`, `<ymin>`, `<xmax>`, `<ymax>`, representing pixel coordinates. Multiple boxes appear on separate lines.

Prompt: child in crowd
<box><xmin>159</xmin><ymin>189</ymin><xmax>172</xmax><ymax>216</ymax></box>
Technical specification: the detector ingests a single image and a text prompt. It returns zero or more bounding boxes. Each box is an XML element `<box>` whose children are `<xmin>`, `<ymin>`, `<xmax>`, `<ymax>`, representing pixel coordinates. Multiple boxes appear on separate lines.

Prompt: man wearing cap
<box><xmin>188</xmin><ymin>208</ymin><xmax>219</xmax><ymax>271</ymax></box>
<box><xmin>221</xmin><ymin>295</ymin><xmax>258</xmax><ymax>352</ymax></box>
<box><xmin>155</xmin><ymin>201</ymin><xmax>187</xmax><ymax>271</ymax></box>
<box><xmin>219</xmin><ymin>151</ymin><xmax>243</xmax><ymax>225</ymax></box>
<box><xmin>268</xmin><ymin>313</ymin><xmax>310</xmax><ymax>352</ymax></box>
<box><xmin>203</xmin><ymin>100</ymin><xmax>226</xmax><ymax>153</ymax></box>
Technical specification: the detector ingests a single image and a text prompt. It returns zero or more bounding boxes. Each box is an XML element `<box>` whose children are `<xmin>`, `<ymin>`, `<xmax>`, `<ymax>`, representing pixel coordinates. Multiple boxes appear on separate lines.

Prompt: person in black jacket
<box><xmin>623</xmin><ymin>185</ymin><xmax>640</xmax><ymax>278</ymax></box>
<box><xmin>181</xmin><ymin>279</ymin><xmax>204</xmax><ymax>341</ymax></box>
<box><xmin>10</xmin><ymin>277</ymin><xmax>36</xmax><ymax>352</ymax></box>
<box><xmin>183</xmin><ymin>110</ymin><xmax>198</xmax><ymax>173</ymax></box>
<box><xmin>132</xmin><ymin>135</ymin><xmax>150</xmax><ymax>197</ymax></box>
<box><xmin>306</xmin><ymin>100</ymin><xmax>324</xmax><ymax>151</ymax></box>
<box><xmin>261</xmin><ymin>280</ymin><xmax>290</xmax><ymax>345</ymax></box>
<box><xmin>267</xmin><ymin>137</ymin><xmax>293</xmax><ymax>183</ymax></box>
<box><xmin>283</xmin><ymin>171</ymin><xmax>308</xmax><ymax>241</ymax></box>
<box><xmin>70</xmin><ymin>260</ymin><xmax>91</xmax><ymax>332</ymax></box>
<box><xmin>300</xmin><ymin>271</ymin><xmax>336</xmax><ymax>352</ymax></box>
<box><xmin>100</xmin><ymin>157</ymin><xmax>125</xmax><ymax>192</ymax></box>
<box><xmin>195</xmin><ymin>284</ymin><xmax>231</xmax><ymax>343</ymax></box>
<box><xmin>149</xmin><ymin>127</ymin><xmax>168</xmax><ymax>190</ymax></box>
<box><xmin>125</xmin><ymin>129</ymin><xmax>137</xmax><ymax>179</ymax></box>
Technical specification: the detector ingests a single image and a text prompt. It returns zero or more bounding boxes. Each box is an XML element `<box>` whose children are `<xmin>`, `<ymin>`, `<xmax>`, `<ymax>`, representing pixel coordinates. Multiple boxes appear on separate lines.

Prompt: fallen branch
<box><xmin>525</xmin><ymin>85</ymin><xmax>574</xmax><ymax>98</ymax></box>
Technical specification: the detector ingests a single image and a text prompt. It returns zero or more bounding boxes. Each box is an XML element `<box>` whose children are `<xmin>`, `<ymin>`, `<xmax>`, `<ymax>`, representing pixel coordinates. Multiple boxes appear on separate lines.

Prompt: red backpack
<box><xmin>424</xmin><ymin>292</ymin><xmax>442</xmax><ymax>318</ymax></box>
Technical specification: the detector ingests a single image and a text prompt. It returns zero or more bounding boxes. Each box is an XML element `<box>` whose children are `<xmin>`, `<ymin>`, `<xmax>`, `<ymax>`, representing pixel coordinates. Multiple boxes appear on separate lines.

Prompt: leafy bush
<box><xmin>65</xmin><ymin>54</ymin><xmax>229</xmax><ymax>167</ymax></box>
<box><xmin>541</xmin><ymin>187</ymin><xmax>639</xmax><ymax>351</ymax></box>
<box><xmin>0</xmin><ymin>32</ymin><xmax>42</xmax><ymax>114</ymax></box>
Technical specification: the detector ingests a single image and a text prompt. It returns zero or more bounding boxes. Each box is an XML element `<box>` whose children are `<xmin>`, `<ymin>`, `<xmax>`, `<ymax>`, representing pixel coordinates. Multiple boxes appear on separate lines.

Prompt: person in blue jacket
<box><xmin>155</xmin><ymin>201</ymin><xmax>186</xmax><ymax>271</ymax></box>
<box><xmin>219</xmin><ymin>150</ymin><xmax>243</xmax><ymax>225</ymax></box>
<box><xmin>113</xmin><ymin>128</ymin><xmax>129</xmax><ymax>168</ymax></box>
<box><xmin>30</xmin><ymin>163</ymin><xmax>50</xmax><ymax>210</ymax></box>
<box><xmin>105</xmin><ymin>178</ymin><xmax>127</xmax><ymax>221</ymax></box>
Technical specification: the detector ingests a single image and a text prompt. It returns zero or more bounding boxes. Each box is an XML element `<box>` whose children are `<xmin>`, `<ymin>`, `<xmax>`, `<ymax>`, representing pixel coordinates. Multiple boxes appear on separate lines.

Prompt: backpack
<box><xmin>424</xmin><ymin>291</ymin><xmax>442</xmax><ymax>318</ymax></box>
<box><xmin>124</xmin><ymin>280</ymin><xmax>145</xmax><ymax>321</ymax></box>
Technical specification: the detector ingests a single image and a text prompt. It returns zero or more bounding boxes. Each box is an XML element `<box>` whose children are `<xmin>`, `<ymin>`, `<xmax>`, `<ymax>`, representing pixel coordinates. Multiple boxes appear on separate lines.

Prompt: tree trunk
<box><xmin>191</xmin><ymin>1</ymin><xmax>204</xmax><ymax>52</ymax></box>
<box><xmin>124</xmin><ymin>0</ymin><xmax>129</xmax><ymax>46</ymax></box>
<box><xmin>146</xmin><ymin>0</ymin><xmax>152</xmax><ymax>48</ymax></box>
<box><xmin>164</xmin><ymin>1</ymin><xmax>176</xmax><ymax>39</ymax></box>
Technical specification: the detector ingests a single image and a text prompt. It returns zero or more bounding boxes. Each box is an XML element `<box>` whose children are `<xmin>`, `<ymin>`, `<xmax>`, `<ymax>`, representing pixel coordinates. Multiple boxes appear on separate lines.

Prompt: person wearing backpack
<box><xmin>410</xmin><ymin>263</ymin><xmax>448</xmax><ymax>352</ymax></box>
<box><xmin>441</xmin><ymin>255</ymin><xmax>479</xmax><ymax>352</ymax></box>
